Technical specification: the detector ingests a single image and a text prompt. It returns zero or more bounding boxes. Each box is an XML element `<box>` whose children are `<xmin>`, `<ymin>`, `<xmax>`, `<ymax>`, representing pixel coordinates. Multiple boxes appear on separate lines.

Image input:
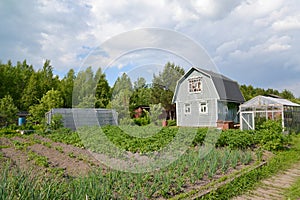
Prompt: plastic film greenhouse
<box><xmin>46</xmin><ymin>108</ymin><xmax>118</xmax><ymax>130</ymax></box>
<box><xmin>239</xmin><ymin>95</ymin><xmax>300</xmax><ymax>132</ymax></box>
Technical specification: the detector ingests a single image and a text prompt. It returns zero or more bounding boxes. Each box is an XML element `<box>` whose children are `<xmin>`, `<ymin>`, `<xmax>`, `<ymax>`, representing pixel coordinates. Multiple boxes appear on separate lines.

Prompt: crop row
<box><xmin>0</xmin><ymin>145</ymin><xmax>253</xmax><ymax>199</ymax></box>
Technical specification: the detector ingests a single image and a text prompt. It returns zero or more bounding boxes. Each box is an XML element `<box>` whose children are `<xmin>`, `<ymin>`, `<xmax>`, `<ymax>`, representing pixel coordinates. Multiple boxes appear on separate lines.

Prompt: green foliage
<box><xmin>73</xmin><ymin>66</ymin><xmax>98</xmax><ymax>107</ymax></box>
<box><xmin>200</xmin><ymin>135</ymin><xmax>300</xmax><ymax>199</ymax></box>
<box><xmin>0</xmin><ymin>128</ymin><xmax>17</xmax><ymax>137</ymax></box>
<box><xmin>29</xmin><ymin>89</ymin><xmax>63</xmax><ymax>122</ymax></box>
<box><xmin>111</xmin><ymin>73</ymin><xmax>133</xmax><ymax>122</ymax></box>
<box><xmin>240</xmin><ymin>84</ymin><xmax>298</xmax><ymax>102</ymax></box>
<box><xmin>152</xmin><ymin>62</ymin><xmax>185</xmax><ymax>119</ymax></box>
<box><xmin>27</xmin><ymin>151</ymin><xmax>49</xmax><ymax>167</ymax></box>
<box><xmin>0</xmin><ymin>145</ymin><xmax>254</xmax><ymax>200</ymax></box>
<box><xmin>102</xmin><ymin>125</ymin><xmax>178</xmax><ymax>153</ymax></box>
<box><xmin>149</xmin><ymin>103</ymin><xmax>163</xmax><ymax>125</ymax></box>
<box><xmin>49</xmin><ymin>114</ymin><xmax>63</xmax><ymax>130</ymax></box>
<box><xmin>129</xmin><ymin>77</ymin><xmax>152</xmax><ymax>113</ymax></box>
<box><xmin>255</xmin><ymin>120</ymin><xmax>289</xmax><ymax>151</ymax></box>
<box><xmin>217</xmin><ymin>129</ymin><xmax>255</xmax><ymax>150</ymax></box>
<box><xmin>193</xmin><ymin>120</ymin><xmax>289</xmax><ymax>152</ymax></box>
<box><xmin>133</xmin><ymin>115</ymin><xmax>150</xmax><ymax>126</ymax></box>
<box><xmin>167</xmin><ymin>119</ymin><xmax>176</xmax><ymax>127</ymax></box>
<box><xmin>95</xmin><ymin>68</ymin><xmax>111</xmax><ymax>108</ymax></box>
<box><xmin>192</xmin><ymin>128</ymin><xmax>208</xmax><ymax>146</ymax></box>
<box><xmin>42</xmin><ymin>128</ymin><xmax>83</xmax><ymax>148</ymax></box>
<box><xmin>59</xmin><ymin>69</ymin><xmax>75</xmax><ymax>108</ymax></box>
<box><xmin>0</xmin><ymin>95</ymin><xmax>18</xmax><ymax>126</ymax></box>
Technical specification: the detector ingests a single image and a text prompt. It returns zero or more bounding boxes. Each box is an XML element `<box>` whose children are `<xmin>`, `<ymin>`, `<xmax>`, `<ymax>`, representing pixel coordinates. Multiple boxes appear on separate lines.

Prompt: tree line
<box><xmin>0</xmin><ymin>59</ymin><xmax>299</xmax><ymax>126</ymax></box>
<box><xmin>0</xmin><ymin>60</ymin><xmax>184</xmax><ymax>126</ymax></box>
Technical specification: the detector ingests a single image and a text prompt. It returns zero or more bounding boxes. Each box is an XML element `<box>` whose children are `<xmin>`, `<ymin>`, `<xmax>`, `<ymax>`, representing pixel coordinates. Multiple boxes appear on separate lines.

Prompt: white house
<box><xmin>172</xmin><ymin>67</ymin><xmax>245</xmax><ymax>127</ymax></box>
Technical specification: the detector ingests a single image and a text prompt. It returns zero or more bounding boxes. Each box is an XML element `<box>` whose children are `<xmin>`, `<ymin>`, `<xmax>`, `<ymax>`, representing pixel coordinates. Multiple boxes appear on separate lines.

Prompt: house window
<box><xmin>188</xmin><ymin>77</ymin><xmax>202</xmax><ymax>93</ymax></box>
<box><xmin>184</xmin><ymin>103</ymin><xmax>191</xmax><ymax>114</ymax></box>
<box><xmin>200</xmin><ymin>102</ymin><xmax>208</xmax><ymax>114</ymax></box>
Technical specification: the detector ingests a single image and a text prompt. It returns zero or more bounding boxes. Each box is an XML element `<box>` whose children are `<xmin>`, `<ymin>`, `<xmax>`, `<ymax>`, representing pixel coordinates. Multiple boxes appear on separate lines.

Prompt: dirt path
<box><xmin>233</xmin><ymin>162</ymin><xmax>300</xmax><ymax>200</ymax></box>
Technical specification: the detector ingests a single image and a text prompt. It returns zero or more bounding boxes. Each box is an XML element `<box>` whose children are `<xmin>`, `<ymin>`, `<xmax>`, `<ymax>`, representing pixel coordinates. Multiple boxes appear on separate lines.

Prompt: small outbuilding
<box><xmin>172</xmin><ymin>67</ymin><xmax>245</xmax><ymax>127</ymax></box>
<box><xmin>239</xmin><ymin>95</ymin><xmax>300</xmax><ymax>132</ymax></box>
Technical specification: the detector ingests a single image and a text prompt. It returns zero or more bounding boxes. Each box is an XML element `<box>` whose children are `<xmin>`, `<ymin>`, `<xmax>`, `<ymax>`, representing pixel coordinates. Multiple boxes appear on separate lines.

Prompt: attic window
<box><xmin>188</xmin><ymin>77</ymin><xmax>202</xmax><ymax>93</ymax></box>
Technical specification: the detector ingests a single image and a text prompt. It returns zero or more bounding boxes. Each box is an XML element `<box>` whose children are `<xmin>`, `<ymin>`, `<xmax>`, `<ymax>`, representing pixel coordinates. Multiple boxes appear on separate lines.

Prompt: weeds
<box><xmin>27</xmin><ymin>151</ymin><xmax>49</xmax><ymax>168</ymax></box>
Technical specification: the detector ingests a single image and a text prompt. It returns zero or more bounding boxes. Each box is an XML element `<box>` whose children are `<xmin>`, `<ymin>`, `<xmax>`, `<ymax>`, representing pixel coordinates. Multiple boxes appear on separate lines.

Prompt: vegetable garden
<box><xmin>0</xmin><ymin>120</ymin><xmax>299</xmax><ymax>199</ymax></box>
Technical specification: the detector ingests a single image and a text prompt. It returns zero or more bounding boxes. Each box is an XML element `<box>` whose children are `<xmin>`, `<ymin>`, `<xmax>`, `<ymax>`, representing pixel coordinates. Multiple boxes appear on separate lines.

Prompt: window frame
<box><xmin>188</xmin><ymin>76</ymin><xmax>203</xmax><ymax>93</ymax></box>
<box><xmin>184</xmin><ymin>103</ymin><xmax>191</xmax><ymax>114</ymax></box>
<box><xmin>199</xmin><ymin>101</ymin><xmax>208</xmax><ymax>114</ymax></box>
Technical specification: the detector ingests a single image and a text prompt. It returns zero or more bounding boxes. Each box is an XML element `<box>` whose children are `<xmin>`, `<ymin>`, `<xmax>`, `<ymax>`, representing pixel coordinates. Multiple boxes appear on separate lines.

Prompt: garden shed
<box><xmin>239</xmin><ymin>95</ymin><xmax>300</xmax><ymax>132</ymax></box>
<box><xmin>45</xmin><ymin>108</ymin><xmax>118</xmax><ymax>130</ymax></box>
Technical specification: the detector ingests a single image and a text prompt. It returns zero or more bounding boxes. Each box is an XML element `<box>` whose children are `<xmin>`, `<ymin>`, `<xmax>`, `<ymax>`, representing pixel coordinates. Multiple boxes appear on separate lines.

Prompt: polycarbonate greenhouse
<box><xmin>239</xmin><ymin>95</ymin><xmax>300</xmax><ymax>132</ymax></box>
<box><xmin>45</xmin><ymin>108</ymin><xmax>118</xmax><ymax>130</ymax></box>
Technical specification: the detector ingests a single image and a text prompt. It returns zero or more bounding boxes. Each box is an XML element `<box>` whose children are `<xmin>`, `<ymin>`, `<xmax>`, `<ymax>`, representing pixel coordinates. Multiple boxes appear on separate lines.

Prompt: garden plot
<box><xmin>1</xmin><ymin>123</ymin><xmax>288</xmax><ymax>199</ymax></box>
<box><xmin>0</xmin><ymin>134</ymin><xmax>103</xmax><ymax>177</ymax></box>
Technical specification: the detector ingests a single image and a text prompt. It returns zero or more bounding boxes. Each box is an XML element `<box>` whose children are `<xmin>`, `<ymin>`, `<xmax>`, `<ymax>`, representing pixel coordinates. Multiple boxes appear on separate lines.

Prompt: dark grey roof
<box><xmin>199</xmin><ymin>68</ymin><xmax>245</xmax><ymax>103</ymax></box>
<box><xmin>172</xmin><ymin>67</ymin><xmax>245</xmax><ymax>103</ymax></box>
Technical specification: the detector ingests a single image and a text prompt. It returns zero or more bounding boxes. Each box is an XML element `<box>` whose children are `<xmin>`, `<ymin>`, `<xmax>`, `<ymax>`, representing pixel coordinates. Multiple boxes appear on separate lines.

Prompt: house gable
<box><xmin>172</xmin><ymin>67</ymin><xmax>219</xmax><ymax>103</ymax></box>
<box><xmin>173</xmin><ymin>67</ymin><xmax>245</xmax><ymax>104</ymax></box>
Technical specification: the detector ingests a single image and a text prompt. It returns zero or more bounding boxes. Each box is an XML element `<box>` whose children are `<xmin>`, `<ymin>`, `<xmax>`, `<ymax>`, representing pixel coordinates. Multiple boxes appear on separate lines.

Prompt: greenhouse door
<box><xmin>241</xmin><ymin>112</ymin><xmax>255</xmax><ymax>130</ymax></box>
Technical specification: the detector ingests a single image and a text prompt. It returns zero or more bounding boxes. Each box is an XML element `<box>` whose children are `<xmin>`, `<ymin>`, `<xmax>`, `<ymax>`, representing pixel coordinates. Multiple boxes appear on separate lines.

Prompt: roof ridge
<box><xmin>194</xmin><ymin>67</ymin><xmax>234</xmax><ymax>82</ymax></box>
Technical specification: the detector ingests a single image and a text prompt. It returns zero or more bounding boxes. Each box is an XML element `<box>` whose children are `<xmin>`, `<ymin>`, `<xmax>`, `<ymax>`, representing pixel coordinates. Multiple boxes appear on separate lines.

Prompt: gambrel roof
<box><xmin>172</xmin><ymin>67</ymin><xmax>245</xmax><ymax>103</ymax></box>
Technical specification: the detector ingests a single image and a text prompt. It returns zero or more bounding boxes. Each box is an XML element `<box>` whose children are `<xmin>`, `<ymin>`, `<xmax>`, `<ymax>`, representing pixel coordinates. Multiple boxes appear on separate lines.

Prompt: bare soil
<box><xmin>0</xmin><ymin>134</ymin><xmax>105</xmax><ymax>177</ymax></box>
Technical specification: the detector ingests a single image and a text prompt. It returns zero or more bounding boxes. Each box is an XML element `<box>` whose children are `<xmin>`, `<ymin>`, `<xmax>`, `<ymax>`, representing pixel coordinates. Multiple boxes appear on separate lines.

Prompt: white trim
<box><xmin>199</xmin><ymin>101</ymin><xmax>208</xmax><ymax>114</ymax></box>
<box><xmin>188</xmin><ymin>76</ymin><xmax>203</xmax><ymax>94</ymax></box>
<box><xmin>184</xmin><ymin>103</ymin><xmax>191</xmax><ymax>114</ymax></box>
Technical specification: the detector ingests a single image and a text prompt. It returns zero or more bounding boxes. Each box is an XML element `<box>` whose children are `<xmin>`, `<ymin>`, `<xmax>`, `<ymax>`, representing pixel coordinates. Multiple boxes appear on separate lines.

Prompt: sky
<box><xmin>0</xmin><ymin>0</ymin><xmax>300</xmax><ymax>97</ymax></box>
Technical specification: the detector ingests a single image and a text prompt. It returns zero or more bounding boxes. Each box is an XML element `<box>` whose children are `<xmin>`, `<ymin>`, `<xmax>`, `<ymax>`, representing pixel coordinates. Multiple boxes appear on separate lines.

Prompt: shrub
<box><xmin>254</xmin><ymin>120</ymin><xmax>289</xmax><ymax>151</ymax></box>
<box><xmin>167</xmin><ymin>120</ymin><xmax>176</xmax><ymax>127</ymax></box>
<box><xmin>216</xmin><ymin>129</ymin><xmax>255</xmax><ymax>150</ymax></box>
<box><xmin>0</xmin><ymin>127</ymin><xmax>16</xmax><ymax>136</ymax></box>
<box><xmin>133</xmin><ymin>116</ymin><xmax>150</xmax><ymax>126</ymax></box>
<box><xmin>192</xmin><ymin>128</ymin><xmax>208</xmax><ymax>146</ymax></box>
<box><xmin>50</xmin><ymin>114</ymin><xmax>63</xmax><ymax>130</ymax></box>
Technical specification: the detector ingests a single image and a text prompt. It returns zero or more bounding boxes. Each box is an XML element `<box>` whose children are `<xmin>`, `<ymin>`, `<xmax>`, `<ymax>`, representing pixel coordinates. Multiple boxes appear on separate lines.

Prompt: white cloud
<box><xmin>191</xmin><ymin>0</ymin><xmax>240</xmax><ymax>20</ymax></box>
<box><xmin>272</xmin><ymin>15</ymin><xmax>300</xmax><ymax>31</ymax></box>
<box><xmin>0</xmin><ymin>0</ymin><xmax>300</xmax><ymax>97</ymax></box>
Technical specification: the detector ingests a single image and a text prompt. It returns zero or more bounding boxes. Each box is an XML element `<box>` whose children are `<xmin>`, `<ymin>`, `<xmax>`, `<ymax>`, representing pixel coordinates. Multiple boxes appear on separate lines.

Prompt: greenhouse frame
<box><xmin>45</xmin><ymin>108</ymin><xmax>118</xmax><ymax>130</ymax></box>
<box><xmin>239</xmin><ymin>95</ymin><xmax>300</xmax><ymax>132</ymax></box>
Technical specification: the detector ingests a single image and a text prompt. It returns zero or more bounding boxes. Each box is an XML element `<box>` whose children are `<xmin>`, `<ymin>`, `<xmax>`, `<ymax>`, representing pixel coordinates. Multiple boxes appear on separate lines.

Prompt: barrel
<box><xmin>18</xmin><ymin>117</ymin><xmax>26</xmax><ymax>126</ymax></box>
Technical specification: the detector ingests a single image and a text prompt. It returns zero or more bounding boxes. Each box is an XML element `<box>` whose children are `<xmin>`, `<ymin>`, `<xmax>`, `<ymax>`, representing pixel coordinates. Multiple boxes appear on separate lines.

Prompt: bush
<box><xmin>50</xmin><ymin>114</ymin><xmax>63</xmax><ymax>130</ymax></box>
<box><xmin>0</xmin><ymin>127</ymin><xmax>16</xmax><ymax>136</ymax></box>
<box><xmin>133</xmin><ymin>116</ymin><xmax>150</xmax><ymax>126</ymax></box>
<box><xmin>192</xmin><ymin>128</ymin><xmax>208</xmax><ymax>146</ymax></box>
<box><xmin>167</xmin><ymin>120</ymin><xmax>176</xmax><ymax>127</ymax></box>
<box><xmin>255</xmin><ymin>120</ymin><xmax>289</xmax><ymax>151</ymax></box>
<box><xmin>216</xmin><ymin>129</ymin><xmax>255</xmax><ymax>150</ymax></box>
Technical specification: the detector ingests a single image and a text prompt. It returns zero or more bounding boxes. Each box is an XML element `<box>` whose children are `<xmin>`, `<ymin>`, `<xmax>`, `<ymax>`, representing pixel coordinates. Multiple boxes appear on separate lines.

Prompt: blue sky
<box><xmin>0</xmin><ymin>0</ymin><xmax>300</xmax><ymax>97</ymax></box>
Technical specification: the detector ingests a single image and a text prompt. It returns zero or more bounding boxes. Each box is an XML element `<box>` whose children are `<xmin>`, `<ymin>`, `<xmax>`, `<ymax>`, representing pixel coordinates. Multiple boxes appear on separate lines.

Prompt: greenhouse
<box><xmin>239</xmin><ymin>95</ymin><xmax>300</xmax><ymax>132</ymax></box>
<box><xmin>45</xmin><ymin>108</ymin><xmax>118</xmax><ymax>130</ymax></box>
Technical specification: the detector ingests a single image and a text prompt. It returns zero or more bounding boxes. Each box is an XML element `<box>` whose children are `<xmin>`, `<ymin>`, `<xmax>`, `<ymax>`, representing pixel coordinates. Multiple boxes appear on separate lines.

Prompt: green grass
<box><xmin>198</xmin><ymin>134</ymin><xmax>300</xmax><ymax>199</ymax></box>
